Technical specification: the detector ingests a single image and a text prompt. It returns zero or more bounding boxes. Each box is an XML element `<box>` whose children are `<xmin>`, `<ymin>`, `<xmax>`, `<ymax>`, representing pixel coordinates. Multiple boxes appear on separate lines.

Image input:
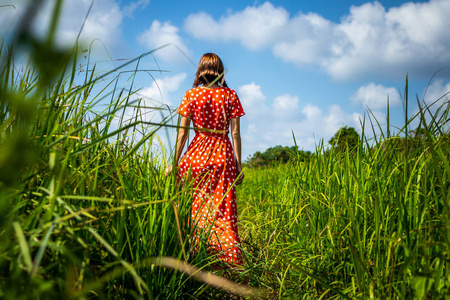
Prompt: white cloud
<box><xmin>138</xmin><ymin>20</ymin><xmax>190</xmax><ymax>62</ymax></box>
<box><xmin>274</xmin><ymin>94</ymin><xmax>298</xmax><ymax>110</ymax></box>
<box><xmin>302</xmin><ymin>104</ymin><xmax>322</xmax><ymax>119</ymax></box>
<box><xmin>122</xmin><ymin>0</ymin><xmax>150</xmax><ymax>17</ymax></box>
<box><xmin>323</xmin><ymin>1</ymin><xmax>450</xmax><ymax>80</ymax></box>
<box><xmin>183</xmin><ymin>12</ymin><xmax>221</xmax><ymax>41</ymax></box>
<box><xmin>185</xmin><ymin>0</ymin><xmax>450</xmax><ymax>80</ymax></box>
<box><xmin>237</xmin><ymin>82</ymin><xmax>361</xmax><ymax>157</ymax></box>
<box><xmin>32</xmin><ymin>0</ymin><xmax>124</xmax><ymax>50</ymax></box>
<box><xmin>0</xmin><ymin>0</ymin><xmax>166</xmax><ymax>58</ymax></box>
<box><xmin>273</xmin><ymin>94</ymin><xmax>300</xmax><ymax>120</ymax></box>
<box><xmin>0</xmin><ymin>0</ymin><xmax>139</xmax><ymax>54</ymax></box>
<box><xmin>113</xmin><ymin>73</ymin><xmax>187</xmax><ymax>136</ymax></box>
<box><xmin>351</xmin><ymin>83</ymin><xmax>401</xmax><ymax>110</ymax></box>
<box><xmin>185</xmin><ymin>2</ymin><xmax>288</xmax><ymax>50</ymax></box>
<box><xmin>238</xmin><ymin>82</ymin><xmax>266</xmax><ymax>108</ymax></box>
<box><xmin>273</xmin><ymin>12</ymin><xmax>333</xmax><ymax>64</ymax></box>
<box><xmin>138</xmin><ymin>73</ymin><xmax>187</xmax><ymax>106</ymax></box>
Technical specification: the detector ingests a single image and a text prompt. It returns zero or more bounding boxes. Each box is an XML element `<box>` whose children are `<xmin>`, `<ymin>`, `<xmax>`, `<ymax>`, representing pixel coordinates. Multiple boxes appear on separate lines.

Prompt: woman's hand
<box><xmin>235</xmin><ymin>165</ymin><xmax>244</xmax><ymax>185</ymax></box>
<box><xmin>165</xmin><ymin>165</ymin><xmax>173</xmax><ymax>177</ymax></box>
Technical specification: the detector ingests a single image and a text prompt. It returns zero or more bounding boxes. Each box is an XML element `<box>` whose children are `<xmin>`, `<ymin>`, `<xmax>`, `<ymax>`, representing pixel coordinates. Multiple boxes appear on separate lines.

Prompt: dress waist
<box><xmin>196</xmin><ymin>130</ymin><xmax>228</xmax><ymax>139</ymax></box>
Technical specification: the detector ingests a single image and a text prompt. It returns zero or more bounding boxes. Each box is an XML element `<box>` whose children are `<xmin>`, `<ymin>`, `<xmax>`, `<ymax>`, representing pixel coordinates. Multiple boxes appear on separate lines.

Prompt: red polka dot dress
<box><xmin>177</xmin><ymin>86</ymin><xmax>245</xmax><ymax>266</ymax></box>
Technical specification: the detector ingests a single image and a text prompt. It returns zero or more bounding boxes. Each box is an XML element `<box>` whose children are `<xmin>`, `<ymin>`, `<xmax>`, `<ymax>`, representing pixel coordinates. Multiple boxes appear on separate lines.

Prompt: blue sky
<box><xmin>1</xmin><ymin>0</ymin><xmax>449</xmax><ymax>159</ymax></box>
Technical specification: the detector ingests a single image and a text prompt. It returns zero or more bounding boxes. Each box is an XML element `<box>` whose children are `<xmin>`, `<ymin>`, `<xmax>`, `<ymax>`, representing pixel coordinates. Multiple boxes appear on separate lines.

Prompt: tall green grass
<box><xmin>2</xmin><ymin>2</ymin><xmax>450</xmax><ymax>299</ymax></box>
<box><xmin>0</xmin><ymin>3</ymin><xmax>265</xmax><ymax>299</ymax></box>
<box><xmin>238</xmin><ymin>91</ymin><xmax>450</xmax><ymax>298</ymax></box>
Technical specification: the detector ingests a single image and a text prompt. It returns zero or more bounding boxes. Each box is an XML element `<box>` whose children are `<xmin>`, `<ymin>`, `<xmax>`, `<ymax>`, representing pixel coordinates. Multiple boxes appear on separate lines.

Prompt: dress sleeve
<box><xmin>177</xmin><ymin>91</ymin><xmax>192</xmax><ymax>118</ymax></box>
<box><xmin>230</xmin><ymin>90</ymin><xmax>245</xmax><ymax>119</ymax></box>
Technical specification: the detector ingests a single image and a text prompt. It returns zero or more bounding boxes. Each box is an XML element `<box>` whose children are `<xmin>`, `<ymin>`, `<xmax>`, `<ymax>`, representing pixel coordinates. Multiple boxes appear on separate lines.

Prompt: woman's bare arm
<box><xmin>175</xmin><ymin>116</ymin><xmax>191</xmax><ymax>165</ymax></box>
<box><xmin>231</xmin><ymin>117</ymin><xmax>244</xmax><ymax>185</ymax></box>
<box><xmin>165</xmin><ymin>116</ymin><xmax>190</xmax><ymax>176</ymax></box>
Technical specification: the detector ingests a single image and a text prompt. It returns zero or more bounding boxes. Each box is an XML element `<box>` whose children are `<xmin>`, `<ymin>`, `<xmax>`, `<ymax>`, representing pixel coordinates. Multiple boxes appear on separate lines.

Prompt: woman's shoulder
<box><xmin>185</xmin><ymin>86</ymin><xmax>202</xmax><ymax>94</ymax></box>
<box><xmin>183</xmin><ymin>87</ymin><xmax>205</xmax><ymax>99</ymax></box>
<box><xmin>220</xmin><ymin>86</ymin><xmax>237</xmax><ymax>95</ymax></box>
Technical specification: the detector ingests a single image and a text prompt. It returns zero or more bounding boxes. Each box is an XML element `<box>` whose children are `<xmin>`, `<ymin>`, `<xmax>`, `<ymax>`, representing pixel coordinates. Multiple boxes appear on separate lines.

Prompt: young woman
<box><xmin>168</xmin><ymin>53</ymin><xmax>245</xmax><ymax>267</ymax></box>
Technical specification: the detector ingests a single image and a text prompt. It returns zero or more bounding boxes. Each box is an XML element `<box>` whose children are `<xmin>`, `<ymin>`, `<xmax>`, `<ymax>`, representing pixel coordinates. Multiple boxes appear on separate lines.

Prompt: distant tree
<box><xmin>245</xmin><ymin>151</ymin><xmax>265</xmax><ymax>168</ymax></box>
<box><xmin>245</xmin><ymin>145</ymin><xmax>311</xmax><ymax>168</ymax></box>
<box><xmin>329</xmin><ymin>126</ymin><xmax>360</xmax><ymax>152</ymax></box>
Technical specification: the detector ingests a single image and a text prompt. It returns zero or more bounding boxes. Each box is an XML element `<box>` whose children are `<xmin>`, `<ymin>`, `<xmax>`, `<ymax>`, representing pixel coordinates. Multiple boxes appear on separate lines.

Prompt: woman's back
<box><xmin>179</xmin><ymin>86</ymin><xmax>242</xmax><ymax>134</ymax></box>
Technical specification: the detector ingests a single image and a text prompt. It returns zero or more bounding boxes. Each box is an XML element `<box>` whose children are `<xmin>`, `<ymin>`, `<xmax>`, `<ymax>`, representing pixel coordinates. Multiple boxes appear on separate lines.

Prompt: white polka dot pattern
<box><xmin>177</xmin><ymin>86</ymin><xmax>245</xmax><ymax>265</ymax></box>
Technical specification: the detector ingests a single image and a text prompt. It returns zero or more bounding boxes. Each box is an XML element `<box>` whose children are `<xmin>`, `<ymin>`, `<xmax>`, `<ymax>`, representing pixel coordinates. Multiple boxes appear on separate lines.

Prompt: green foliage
<box><xmin>328</xmin><ymin>126</ymin><xmax>360</xmax><ymax>152</ymax></box>
<box><xmin>238</xmin><ymin>95</ymin><xmax>450</xmax><ymax>298</ymax></box>
<box><xmin>246</xmin><ymin>145</ymin><xmax>311</xmax><ymax>168</ymax></box>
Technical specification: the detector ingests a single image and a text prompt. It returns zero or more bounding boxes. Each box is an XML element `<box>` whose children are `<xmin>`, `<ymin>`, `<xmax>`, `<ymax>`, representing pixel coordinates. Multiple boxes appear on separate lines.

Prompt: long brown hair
<box><xmin>193</xmin><ymin>53</ymin><xmax>228</xmax><ymax>88</ymax></box>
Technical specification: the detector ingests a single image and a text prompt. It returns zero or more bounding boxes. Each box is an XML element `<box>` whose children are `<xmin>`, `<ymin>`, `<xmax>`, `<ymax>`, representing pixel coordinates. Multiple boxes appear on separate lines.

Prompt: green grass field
<box><xmin>1</xmin><ymin>6</ymin><xmax>450</xmax><ymax>299</ymax></box>
<box><xmin>238</xmin><ymin>128</ymin><xmax>450</xmax><ymax>298</ymax></box>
